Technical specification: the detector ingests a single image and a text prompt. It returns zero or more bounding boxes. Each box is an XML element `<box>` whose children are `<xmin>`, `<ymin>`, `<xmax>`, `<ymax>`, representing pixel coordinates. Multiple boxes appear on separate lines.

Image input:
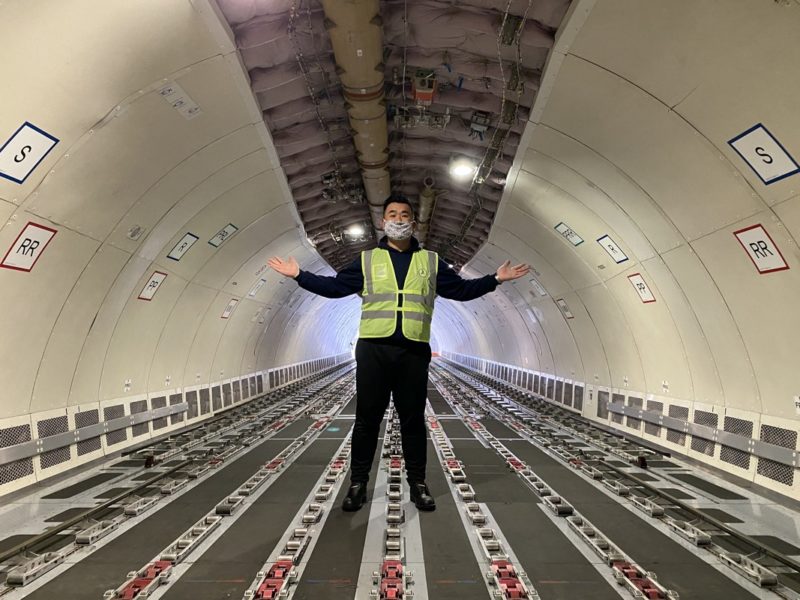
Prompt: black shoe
<box><xmin>409</xmin><ymin>482</ymin><xmax>436</xmax><ymax>511</ymax></box>
<box><xmin>342</xmin><ymin>482</ymin><xmax>367</xmax><ymax>512</ymax></box>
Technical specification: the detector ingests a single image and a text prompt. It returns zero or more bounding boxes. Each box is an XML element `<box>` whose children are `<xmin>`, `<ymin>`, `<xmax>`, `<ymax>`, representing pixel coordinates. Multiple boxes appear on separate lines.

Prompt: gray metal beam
<box><xmin>607</xmin><ymin>402</ymin><xmax>798</xmax><ymax>467</ymax></box>
<box><xmin>0</xmin><ymin>403</ymin><xmax>187</xmax><ymax>466</ymax></box>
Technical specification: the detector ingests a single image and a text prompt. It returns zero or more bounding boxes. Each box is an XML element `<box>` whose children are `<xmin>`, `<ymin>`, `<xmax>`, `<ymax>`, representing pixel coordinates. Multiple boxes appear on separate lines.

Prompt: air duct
<box><xmin>417</xmin><ymin>176</ymin><xmax>436</xmax><ymax>246</ymax></box>
<box><xmin>320</xmin><ymin>0</ymin><xmax>390</xmax><ymax>235</ymax></box>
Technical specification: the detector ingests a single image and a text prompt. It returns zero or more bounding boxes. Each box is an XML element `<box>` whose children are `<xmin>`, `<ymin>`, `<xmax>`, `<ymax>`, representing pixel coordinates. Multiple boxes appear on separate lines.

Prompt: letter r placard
<box><xmin>1</xmin><ymin>222</ymin><xmax>57</xmax><ymax>272</ymax></box>
<box><xmin>733</xmin><ymin>224</ymin><xmax>789</xmax><ymax>274</ymax></box>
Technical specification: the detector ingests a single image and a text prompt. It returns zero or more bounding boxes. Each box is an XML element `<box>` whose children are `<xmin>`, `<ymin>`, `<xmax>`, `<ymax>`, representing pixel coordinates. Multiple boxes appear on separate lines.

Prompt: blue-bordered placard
<box><xmin>167</xmin><ymin>232</ymin><xmax>199</xmax><ymax>261</ymax></box>
<box><xmin>0</xmin><ymin>122</ymin><xmax>59</xmax><ymax>184</ymax></box>
<box><xmin>597</xmin><ymin>234</ymin><xmax>628</xmax><ymax>264</ymax></box>
<box><xmin>728</xmin><ymin>123</ymin><xmax>800</xmax><ymax>185</ymax></box>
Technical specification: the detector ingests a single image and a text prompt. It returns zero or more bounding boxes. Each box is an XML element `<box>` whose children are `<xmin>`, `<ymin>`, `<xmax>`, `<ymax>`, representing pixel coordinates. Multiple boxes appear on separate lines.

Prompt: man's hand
<box><xmin>267</xmin><ymin>256</ymin><xmax>300</xmax><ymax>278</ymax></box>
<box><xmin>496</xmin><ymin>260</ymin><xmax>530</xmax><ymax>282</ymax></box>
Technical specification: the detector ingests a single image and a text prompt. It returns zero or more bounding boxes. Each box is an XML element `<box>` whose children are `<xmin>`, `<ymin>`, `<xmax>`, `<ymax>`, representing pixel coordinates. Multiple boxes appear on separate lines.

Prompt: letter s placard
<box><xmin>0</xmin><ymin>122</ymin><xmax>59</xmax><ymax>184</ymax></box>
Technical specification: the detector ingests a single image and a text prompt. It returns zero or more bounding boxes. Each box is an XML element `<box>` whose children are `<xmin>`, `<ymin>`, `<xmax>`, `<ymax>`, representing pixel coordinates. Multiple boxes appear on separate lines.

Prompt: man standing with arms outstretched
<box><xmin>268</xmin><ymin>194</ymin><xmax>529</xmax><ymax>512</ymax></box>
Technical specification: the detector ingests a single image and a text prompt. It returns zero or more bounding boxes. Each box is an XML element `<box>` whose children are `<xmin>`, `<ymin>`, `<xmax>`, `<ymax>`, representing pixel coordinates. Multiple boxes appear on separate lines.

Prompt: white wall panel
<box><xmin>576</xmin><ymin>283</ymin><xmax>645</xmax><ymax>391</ymax></box>
<box><xmin>100</xmin><ymin>267</ymin><xmax>189</xmax><ymax>400</ymax></box>
<box><xmin>32</xmin><ymin>243</ymin><xmax>129</xmax><ymax>413</ymax></box>
<box><xmin>110</xmin><ymin>128</ymin><xmax>266</xmax><ymax>255</ymax></box>
<box><xmin>642</xmin><ymin>256</ymin><xmax>724</xmax><ymax>406</ymax></box>
<box><xmin>526</xmin><ymin>127</ymin><xmax>684</xmax><ymax>255</ymax></box>
<box><xmin>147</xmin><ymin>283</ymin><xmax>218</xmax><ymax>392</ymax></box>
<box><xmin>660</xmin><ymin>245</ymin><xmax>758</xmax><ymax>412</ymax></box>
<box><xmin>0</xmin><ymin>214</ymin><xmax>99</xmax><ymax>418</ymax></box>
<box><xmin>0</xmin><ymin>0</ymin><xmax>220</xmax><ymax>204</ymax></box>
<box><xmin>691</xmin><ymin>212</ymin><xmax>800</xmax><ymax>418</ymax></box>
<box><xmin>540</xmin><ymin>54</ymin><xmax>763</xmax><ymax>241</ymax></box>
<box><xmin>26</xmin><ymin>55</ymin><xmax>255</xmax><ymax>241</ymax></box>
<box><xmin>500</xmin><ymin>195</ymin><xmax>599</xmax><ymax>290</ymax></box>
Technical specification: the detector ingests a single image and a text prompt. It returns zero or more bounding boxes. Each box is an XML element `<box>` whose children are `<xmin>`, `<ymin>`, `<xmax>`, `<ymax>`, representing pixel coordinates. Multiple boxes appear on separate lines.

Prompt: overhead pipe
<box><xmin>417</xmin><ymin>176</ymin><xmax>436</xmax><ymax>247</ymax></box>
<box><xmin>320</xmin><ymin>0</ymin><xmax>390</xmax><ymax>235</ymax></box>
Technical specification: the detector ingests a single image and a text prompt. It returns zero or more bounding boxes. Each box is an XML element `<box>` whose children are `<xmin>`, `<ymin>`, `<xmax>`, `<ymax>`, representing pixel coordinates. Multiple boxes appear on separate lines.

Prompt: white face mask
<box><xmin>384</xmin><ymin>220</ymin><xmax>414</xmax><ymax>241</ymax></box>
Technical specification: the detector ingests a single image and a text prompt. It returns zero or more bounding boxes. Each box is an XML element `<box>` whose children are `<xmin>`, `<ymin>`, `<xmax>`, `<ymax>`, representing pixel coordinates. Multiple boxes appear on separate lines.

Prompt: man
<box><xmin>268</xmin><ymin>194</ymin><xmax>529</xmax><ymax>512</ymax></box>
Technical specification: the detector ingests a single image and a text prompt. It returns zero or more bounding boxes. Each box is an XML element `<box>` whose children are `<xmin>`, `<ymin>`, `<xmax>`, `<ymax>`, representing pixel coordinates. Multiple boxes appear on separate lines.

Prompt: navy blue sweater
<box><xmin>294</xmin><ymin>236</ymin><xmax>499</xmax><ymax>348</ymax></box>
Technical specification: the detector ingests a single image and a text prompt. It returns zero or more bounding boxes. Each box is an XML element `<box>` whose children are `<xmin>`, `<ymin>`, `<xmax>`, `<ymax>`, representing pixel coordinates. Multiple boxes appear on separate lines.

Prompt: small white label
<box><xmin>733</xmin><ymin>224</ymin><xmax>789</xmax><ymax>274</ymax></box>
<box><xmin>530</xmin><ymin>277</ymin><xmax>547</xmax><ymax>297</ymax></box>
<box><xmin>248</xmin><ymin>278</ymin><xmax>267</xmax><ymax>297</ymax></box>
<box><xmin>794</xmin><ymin>395</ymin><xmax>800</xmax><ymax>415</ymax></box>
<box><xmin>628</xmin><ymin>273</ymin><xmax>656</xmax><ymax>303</ymax></box>
<box><xmin>138</xmin><ymin>271</ymin><xmax>168</xmax><ymax>301</ymax></box>
<box><xmin>0</xmin><ymin>122</ymin><xmax>59</xmax><ymax>184</ymax></box>
<box><xmin>1</xmin><ymin>222</ymin><xmax>57</xmax><ymax>272</ymax></box>
<box><xmin>209</xmin><ymin>224</ymin><xmax>238</xmax><ymax>248</ymax></box>
<box><xmin>554</xmin><ymin>222</ymin><xmax>584</xmax><ymax>246</ymax></box>
<box><xmin>556</xmin><ymin>298</ymin><xmax>574</xmax><ymax>319</ymax></box>
<box><xmin>597</xmin><ymin>234</ymin><xmax>628</xmax><ymax>264</ymax></box>
<box><xmin>167</xmin><ymin>232</ymin><xmax>198</xmax><ymax>261</ymax></box>
<box><xmin>728</xmin><ymin>124</ymin><xmax>800</xmax><ymax>185</ymax></box>
<box><xmin>221</xmin><ymin>298</ymin><xmax>239</xmax><ymax>319</ymax></box>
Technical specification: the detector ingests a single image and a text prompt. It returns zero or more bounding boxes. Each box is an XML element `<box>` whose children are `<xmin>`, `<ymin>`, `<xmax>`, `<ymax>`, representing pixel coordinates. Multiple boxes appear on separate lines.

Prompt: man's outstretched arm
<box><xmin>268</xmin><ymin>255</ymin><xmax>363</xmax><ymax>299</ymax></box>
<box><xmin>436</xmin><ymin>259</ymin><xmax>530</xmax><ymax>301</ymax></box>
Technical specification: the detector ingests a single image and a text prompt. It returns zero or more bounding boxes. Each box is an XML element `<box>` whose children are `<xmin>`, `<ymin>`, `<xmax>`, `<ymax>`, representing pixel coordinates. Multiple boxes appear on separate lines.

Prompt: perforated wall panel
<box><xmin>212</xmin><ymin>386</ymin><xmax>222</xmax><ymax>411</ymax></box>
<box><xmin>0</xmin><ymin>424</ymin><xmax>33</xmax><ymax>484</ymax></box>
<box><xmin>233</xmin><ymin>380</ymin><xmax>241</xmax><ymax>403</ymax></box>
<box><xmin>130</xmin><ymin>400</ymin><xmax>149</xmax><ymax>437</ymax></box>
<box><xmin>626</xmin><ymin>396</ymin><xmax>643</xmax><ymax>431</ymax></box>
<box><xmin>104</xmin><ymin>405</ymin><xmax>126</xmax><ymax>445</ymax></box>
<box><xmin>38</xmin><ymin>416</ymin><xmax>70</xmax><ymax>469</ymax></box>
<box><xmin>563</xmin><ymin>383</ymin><xmax>573</xmax><ymax>407</ymax></box>
<box><xmin>691</xmin><ymin>410</ymin><xmax>718</xmax><ymax>456</ymax></box>
<box><xmin>199</xmin><ymin>388</ymin><xmax>211</xmax><ymax>415</ymax></box>
<box><xmin>644</xmin><ymin>400</ymin><xmax>663</xmax><ymax>437</ymax></box>
<box><xmin>666</xmin><ymin>405</ymin><xmax>689</xmax><ymax>446</ymax></box>
<box><xmin>169</xmin><ymin>394</ymin><xmax>184</xmax><ymax>425</ymax></box>
<box><xmin>596</xmin><ymin>391</ymin><xmax>609</xmax><ymax>419</ymax></box>
<box><xmin>186</xmin><ymin>391</ymin><xmax>198</xmax><ymax>420</ymax></box>
<box><xmin>757</xmin><ymin>425</ymin><xmax>797</xmax><ymax>486</ymax></box>
<box><xmin>573</xmin><ymin>386</ymin><xmax>583</xmax><ymax>411</ymax></box>
<box><xmin>151</xmin><ymin>397</ymin><xmax>167</xmax><ymax>430</ymax></box>
<box><xmin>721</xmin><ymin>416</ymin><xmax>753</xmax><ymax>470</ymax></box>
<box><xmin>75</xmin><ymin>409</ymin><xmax>101</xmax><ymax>456</ymax></box>
<box><xmin>611</xmin><ymin>393</ymin><xmax>625</xmax><ymax>424</ymax></box>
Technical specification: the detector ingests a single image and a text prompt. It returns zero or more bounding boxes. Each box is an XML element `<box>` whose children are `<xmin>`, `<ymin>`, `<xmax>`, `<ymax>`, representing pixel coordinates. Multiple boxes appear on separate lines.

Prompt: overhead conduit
<box><xmin>320</xmin><ymin>0</ymin><xmax>390</xmax><ymax>234</ymax></box>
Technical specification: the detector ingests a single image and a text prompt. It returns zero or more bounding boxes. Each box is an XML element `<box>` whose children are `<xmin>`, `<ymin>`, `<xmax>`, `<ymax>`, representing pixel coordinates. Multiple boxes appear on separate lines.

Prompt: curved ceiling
<box><xmin>0</xmin><ymin>0</ymin><xmax>798</xmax><ymax>498</ymax></box>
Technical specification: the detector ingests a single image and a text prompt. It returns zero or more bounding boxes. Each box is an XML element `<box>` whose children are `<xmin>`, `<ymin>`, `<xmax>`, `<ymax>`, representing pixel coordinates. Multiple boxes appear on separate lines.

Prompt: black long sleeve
<box><xmin>294</xmin><ymin>257</ymin><xmax>363</xmax><ymax>298</ymax></box>
<box><xmin>295</xmin><ymin>255</ymin><xmax>498</xmax><ymax>301</ymax></box>
<box><xmin>435</xmin><ymin>259</ymin><xmax>499</xmax><ymax>300</ymax></box>
<box><xmin>292</xmin><ymin>237</ymin><xmax>500</xmax><ymax>347</ymax></box>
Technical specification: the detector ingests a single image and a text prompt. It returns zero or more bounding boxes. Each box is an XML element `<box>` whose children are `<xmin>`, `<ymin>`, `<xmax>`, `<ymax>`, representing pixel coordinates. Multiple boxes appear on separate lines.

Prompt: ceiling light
<box><xmin>346</xmin><ymin>224</ymin><xmax>365</xmax><ymax>237</ymax></box>
<box><xmin>449</xmin><ymin>156</ymin><xmax>477</xmax><ymax>180</ymax></box>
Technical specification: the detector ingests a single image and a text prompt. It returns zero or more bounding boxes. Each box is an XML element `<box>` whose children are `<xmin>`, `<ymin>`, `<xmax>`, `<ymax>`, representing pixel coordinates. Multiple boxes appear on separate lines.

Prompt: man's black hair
<box><xmin>383</xmin><ymin>194</ymin><xmax>415</xmax><ymax>218</ymax></box>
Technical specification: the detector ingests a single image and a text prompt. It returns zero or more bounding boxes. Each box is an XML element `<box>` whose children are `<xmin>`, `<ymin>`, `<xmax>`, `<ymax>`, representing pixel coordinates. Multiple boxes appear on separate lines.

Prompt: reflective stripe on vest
<box><xmin>359</xmin><ymin>248</ymin><xmax>438</xmax><ymax>342</ymax></box>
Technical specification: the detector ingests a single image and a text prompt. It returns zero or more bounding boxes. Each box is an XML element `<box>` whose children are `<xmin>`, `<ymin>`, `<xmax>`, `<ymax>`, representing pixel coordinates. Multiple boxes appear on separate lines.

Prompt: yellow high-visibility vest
<box><xmin>359</xmin><ymin>248</ymin><xmax>438</xmax><ymax>342</ymax></box>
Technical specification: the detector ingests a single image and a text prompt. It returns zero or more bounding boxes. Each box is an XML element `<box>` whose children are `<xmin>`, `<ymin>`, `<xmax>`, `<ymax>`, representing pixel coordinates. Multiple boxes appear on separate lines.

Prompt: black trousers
<box><xmin>351</xmin><ymin>339</ymin><xmax>431</xmax><ymax>484</ymax></box>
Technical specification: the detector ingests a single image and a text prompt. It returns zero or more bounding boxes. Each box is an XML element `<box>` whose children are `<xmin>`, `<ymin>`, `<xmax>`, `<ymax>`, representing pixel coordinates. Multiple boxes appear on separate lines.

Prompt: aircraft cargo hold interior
<box><xmin>0</xmin><ymin>1</ymin><xmax>799</xmax><ymax>599</ymax></box>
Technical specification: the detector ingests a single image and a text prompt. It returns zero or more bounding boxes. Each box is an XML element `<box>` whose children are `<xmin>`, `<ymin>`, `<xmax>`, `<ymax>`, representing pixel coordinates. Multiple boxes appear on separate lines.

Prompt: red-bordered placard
<box><xmin>138</xmin><ymin>271</ymin><xmax>168</xmax><ymax>301</ymax></box>
<box><xmin>627</xmin><ymin>272</ymin><xmax>656</xmax><ymax>303</ymax></box>
<box><xmin>0</xmin><ymin>221</ymin><xmax>58</xmax><ymax>272</ymax></box>
<box><xmin>733</xmin><ymin>223</ymin><xmax>790</xmax><ymax>274</ymax></box>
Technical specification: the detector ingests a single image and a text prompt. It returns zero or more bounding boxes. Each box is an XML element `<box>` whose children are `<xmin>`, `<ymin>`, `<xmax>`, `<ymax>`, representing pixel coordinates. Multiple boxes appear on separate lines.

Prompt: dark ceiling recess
<box><xmin>218</xmin><ymin>0</ymin><xmax>571</xmax><ymax>270</ymax></box>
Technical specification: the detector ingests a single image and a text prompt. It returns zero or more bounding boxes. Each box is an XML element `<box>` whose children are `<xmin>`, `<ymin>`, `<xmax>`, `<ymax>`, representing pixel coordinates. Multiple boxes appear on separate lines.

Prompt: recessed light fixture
<box><xmin>345</xmin><ymin>224</ymin><xmax>365</xmax><ymax>237</ymax></box>
<box><xmin>449</xmin><ymin>155</ymin><xmax>477</xmax><ymax>180</ymax></box>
